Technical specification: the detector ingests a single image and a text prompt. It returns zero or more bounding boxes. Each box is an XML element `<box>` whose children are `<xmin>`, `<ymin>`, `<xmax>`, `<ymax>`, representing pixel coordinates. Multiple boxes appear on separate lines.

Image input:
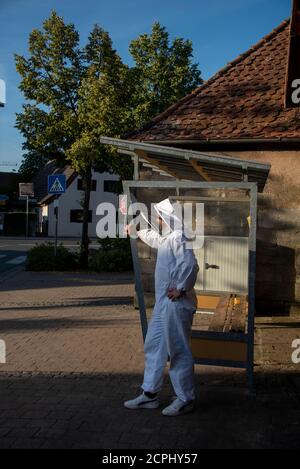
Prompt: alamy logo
<box><xmin>291</xmin><ymin>339</ymin><xmax>300</xmax><ymax>364</ymax></box>
<box><xmin>0</xmin><ymin>340</ymin><xmax>6</xmax><ymax>364</ymax></box>
<box><xmin>95</xmin><ymin>195</ymin><xmax>205</xmax><ymax>249</ymax></box>
<box><xmin>291</xmin><ymin>79</ymin><xmax>300</xmax><ymax>104</ymax></box>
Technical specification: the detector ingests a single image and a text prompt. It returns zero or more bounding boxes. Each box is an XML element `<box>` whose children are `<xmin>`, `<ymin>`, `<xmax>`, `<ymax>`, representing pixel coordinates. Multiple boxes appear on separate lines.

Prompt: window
<box><xmin>77</xmin><ymin>179</ymin><xmax>97</xmax><ymax>191</ymax></box>
<box><xmin>70</xmin><ymin>210</ymin><xmax>92</xmax><ymax>223</ymax></box>
<box><xmin>104</xmin><ymin>180</ymin><xmax>119</xmax><ymax>193</ymax></box>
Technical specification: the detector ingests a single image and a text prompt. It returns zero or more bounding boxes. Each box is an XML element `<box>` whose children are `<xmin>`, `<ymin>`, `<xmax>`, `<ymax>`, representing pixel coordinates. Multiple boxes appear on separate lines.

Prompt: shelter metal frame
<box><xmin>123</xmin><ymin>180</ymin><xmax>258</xmax><ymax>388</ymax></box>
<box><xmin>101</xmin><ymin>136</ymin><xmax>271</xmax><ymax>192</ymax></box>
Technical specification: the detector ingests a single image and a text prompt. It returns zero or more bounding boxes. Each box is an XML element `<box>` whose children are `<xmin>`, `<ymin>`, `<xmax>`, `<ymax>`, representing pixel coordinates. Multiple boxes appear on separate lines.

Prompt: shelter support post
<box><xmin>242</xmin><ymin>163</ymin><xmax>249</xmax><ymax>183</ymax></box>
<box><xmin>133</xmin><ymin>154</ymin><xmax>139</xmax><ymax>181</ymax></box>
<box><xmin>247</xmin><ymin>183</ymin><xmax>258</xmax><ymax>390</ymax></box>
<box><xmin>122</xmin><ymin>180</ymin><xmax>260</xmax><ymax>389</ymax></box>
<box><xmin>123</xmin><ymin>182</ymin><xmax>148</xmax><ymax>341</ymax></box>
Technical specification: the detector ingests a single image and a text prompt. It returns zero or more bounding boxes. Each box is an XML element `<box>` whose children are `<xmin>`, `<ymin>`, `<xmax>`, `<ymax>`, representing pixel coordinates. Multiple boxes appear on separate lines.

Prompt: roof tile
<box><xmin>131</xmin><ymin>20</ymin><xmax>296</xmax><ymax>142</ymax></box>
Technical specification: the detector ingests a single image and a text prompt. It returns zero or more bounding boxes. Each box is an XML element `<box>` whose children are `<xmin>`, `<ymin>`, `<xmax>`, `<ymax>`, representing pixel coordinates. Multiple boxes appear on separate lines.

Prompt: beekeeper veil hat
<box><xmin>153</xmin><ymin>198</ymin><xmax>182</xmax><ymax>233</ymax></box>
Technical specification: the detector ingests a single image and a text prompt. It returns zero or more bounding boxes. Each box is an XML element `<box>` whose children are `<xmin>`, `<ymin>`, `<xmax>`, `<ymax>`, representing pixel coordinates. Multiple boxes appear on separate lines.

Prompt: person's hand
<box><xmin>124</xmin><ymin>223</ymin><xmax>135</xmax><ymax>236</ymax></box>
<box><xmin>167</xmin><ymin>288</ymin><xmax>181</xmax><ymax>301</ymax></box>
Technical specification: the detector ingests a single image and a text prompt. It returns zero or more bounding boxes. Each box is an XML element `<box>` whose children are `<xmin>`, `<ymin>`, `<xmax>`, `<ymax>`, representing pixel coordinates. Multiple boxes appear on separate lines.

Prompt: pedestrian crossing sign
<box><xmin>48</xmin><ymin>174</ymin><xmax>66</xmax><ymax>194</ymax></box>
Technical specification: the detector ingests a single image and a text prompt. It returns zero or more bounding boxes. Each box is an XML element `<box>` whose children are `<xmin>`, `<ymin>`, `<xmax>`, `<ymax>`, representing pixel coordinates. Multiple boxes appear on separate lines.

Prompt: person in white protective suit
<box><xmin>124</xmin><ymin>198</ymin><xmax>199</xmax><ymax>417</ymax></box>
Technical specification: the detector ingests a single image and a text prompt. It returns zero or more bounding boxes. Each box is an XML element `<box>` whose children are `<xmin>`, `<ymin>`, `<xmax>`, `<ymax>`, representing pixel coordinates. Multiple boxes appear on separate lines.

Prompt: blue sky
<box><xmin>0</xmin><ymin>0</ymin><xmax>291</xmax><ymax>169</ymax></box>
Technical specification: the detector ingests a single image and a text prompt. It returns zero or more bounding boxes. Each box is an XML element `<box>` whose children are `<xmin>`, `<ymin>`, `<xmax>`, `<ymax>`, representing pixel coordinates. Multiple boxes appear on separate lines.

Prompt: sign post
<box><xmin>26</xmin><ymin>196</ymin><xmax>29</xmax><ymax>237</ymax></box>
<box><xmin>48</xmin><ymin>174</ymin><xmax>66</xmax><ymax>259</ymax></box>
<box><xmin>54</xmin><ymin>197</ymin><xmax>59</xmax><ymax>257</ymax></box>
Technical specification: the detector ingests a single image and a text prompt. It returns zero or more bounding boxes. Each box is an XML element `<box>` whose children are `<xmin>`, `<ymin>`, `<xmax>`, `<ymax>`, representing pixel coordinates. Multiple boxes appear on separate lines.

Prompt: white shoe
<box><xmin>124</xmin><ymin>392</ymin><xmax>159</xmax><ymax>410</ymax></box>
<box><xmin>162</xmin><ymin>398</ymin><xmax>194</xmax><ymax>417</ymax></box>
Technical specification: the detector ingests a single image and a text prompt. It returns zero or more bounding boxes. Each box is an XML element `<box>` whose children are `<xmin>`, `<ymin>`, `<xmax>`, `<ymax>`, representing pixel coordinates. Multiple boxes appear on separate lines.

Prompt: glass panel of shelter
<box><xmin>128</xmin><ymin>186</ymin><xmax>251</xmax><ymax>330</ymax></box>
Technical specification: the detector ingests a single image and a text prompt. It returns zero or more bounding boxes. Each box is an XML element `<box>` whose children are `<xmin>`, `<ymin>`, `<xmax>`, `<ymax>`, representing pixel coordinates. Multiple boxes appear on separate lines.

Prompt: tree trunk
<box><xmin>80</xmin><ymin>165</ymin><xmax>92</xmax><ymax>268</ymax></box>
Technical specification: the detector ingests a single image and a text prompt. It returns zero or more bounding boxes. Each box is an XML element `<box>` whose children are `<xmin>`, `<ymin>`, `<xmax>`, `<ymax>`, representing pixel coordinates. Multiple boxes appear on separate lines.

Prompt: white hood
<box><xmin>153</xmin><ymin>198</ymin><xmax>182</xmax><ymax>234</ymax></box>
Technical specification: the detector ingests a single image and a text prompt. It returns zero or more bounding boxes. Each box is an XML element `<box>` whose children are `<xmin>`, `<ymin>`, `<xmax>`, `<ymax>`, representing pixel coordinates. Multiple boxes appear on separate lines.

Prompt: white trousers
<box><xmin>141</xmin><ymin>300</ymin><xmax>195</xmax><ymax>403</ymax></box>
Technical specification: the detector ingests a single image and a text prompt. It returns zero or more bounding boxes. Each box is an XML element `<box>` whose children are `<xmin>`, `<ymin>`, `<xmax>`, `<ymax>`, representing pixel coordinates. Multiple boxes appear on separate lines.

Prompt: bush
<box><xmin>26</xmin><ymin>242</ymin><xmax>79</xmax><ymax>271</ymax></box>
<box><xmin>89</xmin><ymin>237</ymin><xmax>133</xmax><ymax>272</ymax></box>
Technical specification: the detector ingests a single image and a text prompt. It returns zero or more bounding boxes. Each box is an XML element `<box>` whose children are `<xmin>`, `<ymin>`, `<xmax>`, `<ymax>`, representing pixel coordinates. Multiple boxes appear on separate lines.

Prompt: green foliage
<box><xmin>18</xmin><ymin>150</ymin><xmax>49</xmax><ymax>181</ymax></box>
<box><xmin>15</xmin><ymin>11</ymin><xmax>132</xmax><ymax>182</ymax></box>
<box><xmin>15</xmin><ymin>11</ymin><xmax>133</xmax><ymax>265</ymax></box>
<box><xmin>129</xmin><ymin>22</ymin><xmax>203</xmax><ymax>127</ymax></box>
<box><xmin>66</xmin><ymin>24</ymin><xmax>133</xmax><ymax>179</ymax></box>
<box><xmin>89</xmin><ymin>237</ymin><xmax>133</xmax><ymax>272</ymax></box>
<box><xmin>15</xmin><ymin>12</ymin><xmax>83</xmax><ymax>178</ymax></box>
<box><xmin>15</xmin><ymin>12</ymin><xmax>202</xmax><ymax>180</ymax></box>
<box><xmin>15</xmin><ymin>12</ymin><xmax>202</xmax><ymax>264</ymax></box>
<box><xmin>26</xmin><ymin>242</ymin><xmax>79</xmax><ymax>271</ymax></box>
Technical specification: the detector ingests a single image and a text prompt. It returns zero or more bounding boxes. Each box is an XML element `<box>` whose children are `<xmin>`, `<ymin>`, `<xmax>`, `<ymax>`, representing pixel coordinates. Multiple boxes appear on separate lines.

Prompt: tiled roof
<box><xmin>33</xmin><ymin>161</ymin><xmax>57</xmax><ymax>202</ymax></box>
<box><xmin>131</xmin><ymin>19</ymin><xmax>299</xmax><ymax>142</ymax></box>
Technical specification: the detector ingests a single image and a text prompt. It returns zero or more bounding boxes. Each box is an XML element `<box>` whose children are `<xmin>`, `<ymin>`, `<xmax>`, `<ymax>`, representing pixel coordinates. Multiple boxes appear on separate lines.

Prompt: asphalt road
<box><xmin>0</xmin><ymin>250</ymin><xmax>27</xmax><ymax>275</ymax></box>
<box><xmin>0</xmin><ymin>237</ymin><xmax>99</xmax><ymax>275</ymax></box>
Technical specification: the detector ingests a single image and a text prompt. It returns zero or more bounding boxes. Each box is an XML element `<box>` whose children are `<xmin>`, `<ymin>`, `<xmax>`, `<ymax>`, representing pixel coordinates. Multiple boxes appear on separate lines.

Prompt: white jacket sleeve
<box><xmin>137</xmin><ymin>229</ymin><xmax>162</xmax><ymax>249</ymax></box>
<box><xmin>171</xmin><ymin>233</ymin><xmax>199</xmax><ymax>292</ymax></box>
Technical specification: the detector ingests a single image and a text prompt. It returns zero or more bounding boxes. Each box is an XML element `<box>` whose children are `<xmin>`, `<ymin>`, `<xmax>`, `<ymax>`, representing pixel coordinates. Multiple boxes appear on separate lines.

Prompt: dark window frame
<box><xmin>70</xmin><ymin>209</ymin><xmax>92</xmax><ymax>223</ymax></box>
<box><xmin>104</xmin><ymin>180</ymin><xmax>119</xmax><ymax>193</ymax></box>
<box><xmin>77</xmin><ymin>179</ymin><xmax>97</xmax><ymax>191</ymax></box>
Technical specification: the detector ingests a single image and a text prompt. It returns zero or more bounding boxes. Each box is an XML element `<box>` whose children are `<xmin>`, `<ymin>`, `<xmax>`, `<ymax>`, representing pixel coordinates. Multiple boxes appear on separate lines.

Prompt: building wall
<box><xmin>137</xmin><ymin>150</ymin><xmax>300</xmax><ymax>315</ymax></box>
<box><xmin>47</xmin><ymin>170</ymin><xmax>119</xmax><ymax>238</ymax></box>
<box><xmin>205</xmin><ymin>150</ymin><xmax>300</xmax><ymax>314</ymax></box>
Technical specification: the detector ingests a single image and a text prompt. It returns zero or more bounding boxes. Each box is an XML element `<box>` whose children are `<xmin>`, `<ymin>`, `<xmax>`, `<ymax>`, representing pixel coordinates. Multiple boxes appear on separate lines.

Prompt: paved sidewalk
<box><xmin>0</xmin><ymin>271</ymin><xmax>299</xmax><ymax>448</ymax></box>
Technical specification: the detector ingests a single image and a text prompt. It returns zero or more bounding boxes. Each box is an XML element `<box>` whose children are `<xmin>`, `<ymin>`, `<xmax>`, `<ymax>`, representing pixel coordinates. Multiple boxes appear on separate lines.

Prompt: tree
<box><xmin>18</xmin><ymin>151</ymin><xmax>47</xmax><ymax>182</ymax></box>
<box><xmin>129</xmin><ymin>22</ymin><xmax>203</xmax><ymax>127</ymax></box>
<box><xmin>16</xmin><ymin>13</ymin><xmax>202</xmax><ymax>267</ymax></box>
<box><xmin>15</xmin><ymin>12</ymin><xmax>131</xmax><ymax>267</ymax></box>
<box><xmin>66</xmin><ymin>26</ymin><xmax>133</xmax><ymax>265</ymax></box>
<box><xmin>17</xmin><ymin>105</ymin><xmax>65</xmax><ymax>181</ymax></box>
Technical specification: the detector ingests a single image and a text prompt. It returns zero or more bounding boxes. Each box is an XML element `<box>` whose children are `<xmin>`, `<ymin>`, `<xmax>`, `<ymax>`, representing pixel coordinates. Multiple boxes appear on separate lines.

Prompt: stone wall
<box><xmin>135</xmin><ymin>150</ymin><xmax>300</xmax><ymax>315</ymax></box>
<box><xmin>207</xmin><ymin>150</ymin><xmax>300</xmax><ymax>315</ymax></box>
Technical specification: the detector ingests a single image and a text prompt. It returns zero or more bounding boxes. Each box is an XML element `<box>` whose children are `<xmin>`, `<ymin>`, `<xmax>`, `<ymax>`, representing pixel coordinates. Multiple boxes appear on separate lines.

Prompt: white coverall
<box><xmin>138</xmin><ymin>201</ymin><xmax>199</xmax><ymax>403</ymax></box>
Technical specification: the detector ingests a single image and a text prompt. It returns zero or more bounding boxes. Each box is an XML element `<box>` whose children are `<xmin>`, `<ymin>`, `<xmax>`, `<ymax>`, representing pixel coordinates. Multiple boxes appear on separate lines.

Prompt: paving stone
<box><xmin>0</xmin><ymin>271</ymin><xmax>299</xmax><ymax>448</ymax></box>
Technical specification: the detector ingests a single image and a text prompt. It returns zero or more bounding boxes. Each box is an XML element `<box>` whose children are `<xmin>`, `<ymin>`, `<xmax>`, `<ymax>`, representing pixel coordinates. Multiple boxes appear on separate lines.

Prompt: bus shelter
<box><xmin>101</xmin><ymin>137</ymin><xmax>271</xmax><ymax>387</ymax></box>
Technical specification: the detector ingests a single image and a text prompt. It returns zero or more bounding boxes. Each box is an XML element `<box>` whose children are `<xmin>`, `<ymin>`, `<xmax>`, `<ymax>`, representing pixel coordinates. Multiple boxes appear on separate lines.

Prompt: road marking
<box><xmin>18</xmin><ymin>244</ymin><xmax>36</xmax><ymax>246</ymax></box>
<box><xmin>6</xmin><ymin>256</ymin><xmax>27</xmax><ymax>265</ymax></box>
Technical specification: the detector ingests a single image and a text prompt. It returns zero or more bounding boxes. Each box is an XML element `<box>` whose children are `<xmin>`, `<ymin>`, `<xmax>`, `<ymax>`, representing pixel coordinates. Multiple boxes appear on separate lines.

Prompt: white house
<box><xmin>34</xmin><ymin>162</ymin><xmax>119</xmax><ymax>238</ymax></box>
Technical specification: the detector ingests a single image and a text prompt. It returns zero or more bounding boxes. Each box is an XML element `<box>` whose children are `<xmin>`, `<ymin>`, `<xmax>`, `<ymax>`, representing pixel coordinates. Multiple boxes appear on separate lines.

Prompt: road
<box><xmin>0</xmin><ymin>250</ymin><xmax>27</xmax><ymax>275</ymax></box>
<box><xmin>0</xmin><ymin>237</ymin><xmax>99</xmax><ymax>275</ymax></box>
